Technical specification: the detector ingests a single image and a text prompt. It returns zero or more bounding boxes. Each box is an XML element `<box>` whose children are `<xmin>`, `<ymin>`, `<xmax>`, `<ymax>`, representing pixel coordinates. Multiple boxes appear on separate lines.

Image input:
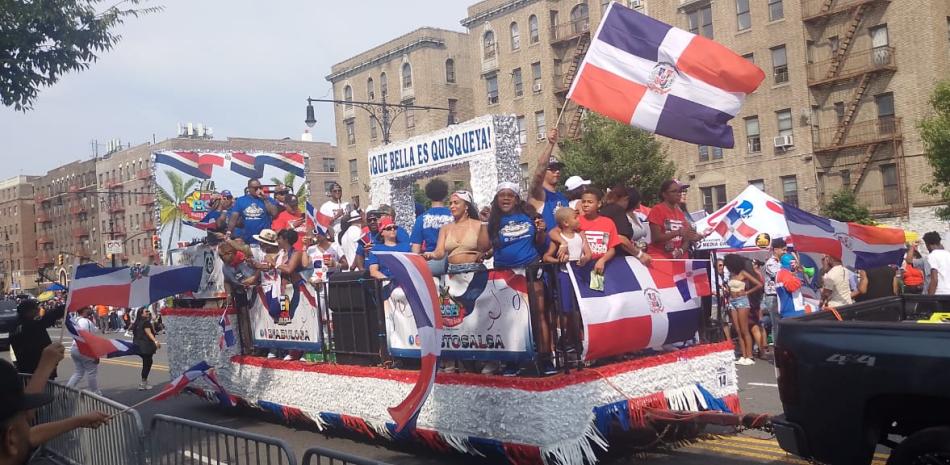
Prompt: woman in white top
<box><xmin>66</xmin><ymin>307</ymin><xmax>101</xmax><ymax>395</ymax></box>
<box><xmin>337</xmin><ymin>210</ymin><xmax>364</xmax><ymax>271</ymax></box>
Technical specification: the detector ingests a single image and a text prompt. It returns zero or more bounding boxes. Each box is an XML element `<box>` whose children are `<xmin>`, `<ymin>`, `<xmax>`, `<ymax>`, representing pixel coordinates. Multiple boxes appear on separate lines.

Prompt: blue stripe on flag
<box><xmin>258</xmin><ymin>156</ymin><xmax>305</xmax><ymax>177</ymax></box>
<box><xmin>230</xmin><ymin>163</ymin><xmax>261</xmax><ymax>179</ymax></box>
<box><xmin>783</xmin><ymin>203</ymin><xmax>835</xmax><ymax>233</ymax></box>
<box><xmin>656</xmin><ymin>94</ymin><xmax>736</xmax><ymax>148</ymax></box>
<box><xmin>570</xmin><ymin>260</ymin><xmax>642</xmax><ymax>299</ymax></box>
<box><xmin>598</xmin><ymin>5</ymin><xmax>671</xmax><ymax>62</ymax></box>
<box><xmin>154</xmin><ymin>153</ymin><xmax>211</xmax><ymax>180</ymax></box>
<box><xmin>724</xmin><ymin>235</ymin><xmax>747</xmax><ymax>249</ymax></box>
<box><xmin>376</xmin><ymin>254</ymin><xmax>434</xmax><ymax>329</ymax></box>
<box><xmin>74</xmin><ymin>263</ymin><xmax>121</xmax><ymax>279</ymax></box>
<box><xmin>148</xmin><ymin>266</ymin><xmax>203</xmax><ymax>303</ymax></box>
<box><xmin>664</xmin><ymin>307</ymin><xmax>700</xmax><ymax>345</ymax></box>
<box><xmin>854</xmin><ymin>249</ymin><xmax>906</xmax><ymax>270</ymax></box>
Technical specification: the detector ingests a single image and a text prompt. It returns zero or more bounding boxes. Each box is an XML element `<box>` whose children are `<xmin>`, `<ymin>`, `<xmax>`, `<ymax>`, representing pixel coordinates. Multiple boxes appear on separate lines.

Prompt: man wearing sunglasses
<box><xmin>319</xmin><ymin>182</ymin><xmax>349</xmax><ymax>236</ymax></box>
<box><xmin>228</xmin><ymin>178</ymin><xmax>280</xmax><ymax>245</ymax></box>
<box><xmin>528</xmin><ymin>128</ymin><xmax>569</xmax><ymax>245</ymax></box>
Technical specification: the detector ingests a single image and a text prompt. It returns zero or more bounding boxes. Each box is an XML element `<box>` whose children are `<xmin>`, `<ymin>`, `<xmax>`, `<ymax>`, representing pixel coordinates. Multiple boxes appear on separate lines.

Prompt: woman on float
<box><xmin>423</xmin><ymin>190</ymin><xmax>489</xmax><ymax>274</ymax></box>
<box><xmin>273</xmin><ymin>229</ymin><xmax>314</xmax><ymax>361</ymax></box>
<box><xmin>647</xmin><ymin>180</ymin><xmax>706</xmax><ymax>259</ymax></box>
<box><xmin>483</xmin><ymin>182</ymin><xmax>555</xmax><ymax>375</ymax></box>
<box><xmin>624</xmin><ymin>187</ymin><xmax>651</xmax><ymax>251</ymax></box>
<box><xmin>367</xmin><ymin>216</ymin><xmax>412</xmax><ymax>281</ymax></box>
<box><xmin>598</xmin><ymin>185</ymin><xmax>651</xmax><ymax>264</ymax></box>
<box><xmin>338</xmin><ymin>210</ymin><xmax>365</xmax><ymax>271</ymax></box>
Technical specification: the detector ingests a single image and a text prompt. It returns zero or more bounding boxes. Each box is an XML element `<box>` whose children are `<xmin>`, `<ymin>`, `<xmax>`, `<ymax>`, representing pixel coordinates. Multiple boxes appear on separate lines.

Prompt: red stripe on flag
<box><xmin>676</xmin><ymin>35</ymin><xmax>765</xmax><ymax>94</ymax></box>
<box><xmin>585</xmin><ymin>315</ymin><xmax>652</xmax><ymax>361</ymax></box>
<box><xmin>569</xmin><ymin>63</ymin><xmax>646</xmax><ymax>125</ymax></box>
<box><xmin>789</xmin><ymin>234</ymin><xmax>841</xmax><ymax>258</ymax></box>
<box><xmin>68</xmin><ymin>284</ymin><xmax>131</xmax><ymax>311</ymax></box>
<box><xmin>848</xmin><ymin>223</ymin><xmax>904</xmax><ymax>246</ymax></box>
<box><xmin>388</xmin><ymin>353</ymin><xmax>437</xmax><ymax>432</ymax></box>
<box><xmin>647</xmin><ymin>260</ymin><xmax>682</xmax><ymax>289</ymax></box>
<box><xmin>488</xmin><ymin>269</ymin><xmax>528</xmax><ymax>294</ymax></box>
<box><xmin>736</xmin><ymin>221</ymin><xmax>757</xmax><ymax>238</ymax></box>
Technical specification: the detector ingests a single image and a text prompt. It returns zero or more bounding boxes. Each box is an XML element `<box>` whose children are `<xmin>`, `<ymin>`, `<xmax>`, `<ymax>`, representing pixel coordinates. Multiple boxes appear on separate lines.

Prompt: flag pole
<box><xmin>57</xmin><ymin>259</ymin><xmax>79</xmax><ymax>343</ymax></box>
<box><xmin>108</xmin><ymin>390</ymin><xmax>167</xmax><ymax>419</ymax></box>
<box><xmin>553</xmin><ymin>97</ymin><xmax>571</xmax><ymax>132</ymax></box>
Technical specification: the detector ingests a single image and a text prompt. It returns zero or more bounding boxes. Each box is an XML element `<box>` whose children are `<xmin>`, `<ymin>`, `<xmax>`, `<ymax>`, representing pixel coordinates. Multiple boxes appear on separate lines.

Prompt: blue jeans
<box><xmin>762</xmin><ymin>294</ymin><xmax>780</xmax><ymax>343</ymax></box>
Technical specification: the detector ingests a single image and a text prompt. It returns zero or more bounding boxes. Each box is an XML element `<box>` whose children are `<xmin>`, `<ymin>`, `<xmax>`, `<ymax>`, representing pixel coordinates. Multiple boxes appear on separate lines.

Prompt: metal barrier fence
<box><xmin>301</xmin><ymin>446</ymin><xmax>393</xmax><ymax>465</ymax></box>
<box><xmin>20</xmin><ymin>375</ymin><xmax>146</xmax><ymax>465</ymax></box>
<box><xmin>149</xmin><ymin>414</ymin><xmax>298</xmax><ymax>465</ymax></box>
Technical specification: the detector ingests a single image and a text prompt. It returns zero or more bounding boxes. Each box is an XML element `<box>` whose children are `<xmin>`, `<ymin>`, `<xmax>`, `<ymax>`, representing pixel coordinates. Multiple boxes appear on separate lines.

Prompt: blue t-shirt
<box><xmin>366</xmin><ymin>241</ymin><xmax>412</xmax><ymax>278</ymax></box>
<box><xmin>358</xmin><ymin>227</ymin><xmax>410</xmax><ymax>257</ymax></box>
<box><xmin>410</xmin><ymin>207</ymin><xmax>453</xmax><ymax>253</ymax></box>
<box><xmin>229</xmin><ymin>195</ymin><xmax>274</xmax><ymax>244</ymax></box>
<box><xmin>541</xmin><ymin>188</ymin><xmax>569</xmax><ymax>234</ymax></box>
<box><xmin>492</xmin><ymin>213</ymin><xmax>539</xmax><ymax>268</ymax></box>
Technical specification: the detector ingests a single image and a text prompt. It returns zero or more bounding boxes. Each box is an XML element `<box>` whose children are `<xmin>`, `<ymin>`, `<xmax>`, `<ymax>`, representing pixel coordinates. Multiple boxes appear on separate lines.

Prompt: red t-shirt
<box><xmin>272</xmin><ymin>211</ymin><xmax>306</xmax><ymax>250</ymax></box>
<box><xmin>646</xmin><ymin>203</ymin><xmax>688</xmax><ymax>259</ymax></box>
<box><xmin>578</xmin><ymin>215</ymin><xmax>621</xmax><ymax>260</ymax></box>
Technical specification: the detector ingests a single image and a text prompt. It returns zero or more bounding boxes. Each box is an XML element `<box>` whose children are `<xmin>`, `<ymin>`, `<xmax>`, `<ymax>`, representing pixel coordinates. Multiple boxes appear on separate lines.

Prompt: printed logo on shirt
<box><xmin>423</xmin><ymin>214</ymin><xmax>454</xmax><ymax>230</ymax></box>
<box><xmin>584</xmin><ymin>231</ymin><xmax>610</xmax><ymax>256</ymax></box>
<box><xmin>500</xmin><ymin>220</ymin><xmax>531</xmax><ymax>242</ymax></box>
<box><xmin>243</xmin><ymin>202</ymin><xmax>264</xmax><ymax>220</ymax></box>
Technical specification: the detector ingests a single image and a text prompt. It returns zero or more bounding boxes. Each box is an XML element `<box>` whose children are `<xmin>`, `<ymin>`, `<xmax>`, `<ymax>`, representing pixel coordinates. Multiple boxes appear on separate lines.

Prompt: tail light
<box><xmin>774</xmin><ymin>347</ymin><xmax>799</xmax><ymax>405</ymax></box>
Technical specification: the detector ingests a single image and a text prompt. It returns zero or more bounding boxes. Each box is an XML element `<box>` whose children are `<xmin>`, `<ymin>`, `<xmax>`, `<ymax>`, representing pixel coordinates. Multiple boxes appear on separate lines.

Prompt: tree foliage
<box><xmin>919</xmin><ymin>80</ymin><xmax>950</xmax><ymax>220</ymax></box>
<box><xmin>558</xmin><ymin>113</ymin><xmax>675</xmax><ymax>204</ymax></box>
<box><xmin>1</xmin><ymin>0</ymin><xmax>161</xmax><ymax>111</ymax></box>
<box><xmin>820</xmin><ymin>189</ymin><xmax>874</xmax><ymax>225</ymax></box>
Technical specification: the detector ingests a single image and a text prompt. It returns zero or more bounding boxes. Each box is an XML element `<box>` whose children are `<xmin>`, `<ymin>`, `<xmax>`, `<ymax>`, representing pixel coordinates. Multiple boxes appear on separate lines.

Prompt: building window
<box><xmin>369</xmin><ymin>116</ymin><xmax>378</xmax><ymax>140</ymax></box>
<box><xmin>448</xmin><ymin>99</ymin><xmax>458</xmax><ymax>125</ymax></box>
<box><xmin>535</xmin><ymin>111</ymin><xmax>546</xmax><ymax>140</ymax></box>
<box><xmin>700</xmin><ymin>185</ymin><xmax>727</xmax><ymax>213</ymax></box>
<box><xmin>840</xmin><ymin>169</ymin><xmax>851</xmax><ymax>188</ymax></box>
<box><xmin>742</xmin><ymin>52</ymin><xmax>754</xmax><ymax>63</ymax></box>
<box><xmin>520</xmin><ymin>162</ymin><xmax>530</xmax><ymax>193</ymax></box>
<box><xmin>834</xmin><ymin>101</ymin><xmax>845</xmax><ymax>124</ymax></box>
<box><xmin>529</xmin><ymin>15</ymin><xmax>539</xmax><ymax>43</ymax></box>
<box><xmin>768</xmin><ymin>0</ymin><xmax>783</xmax><ymax>21</ymax></box>
<box><xmin>781</xmin><ymin>175</ymin><xmax>799</xmax><ymax>207</ymax></box>
<box><xmin>323</xmin><ymin>181</ymin><xmax>337</xmax><ymax>195</ymax></box>
<box><xmin>404</xmin><ymin>99</ymin><xmax>415</xmax><ymax>130</ymax></box>
<box><xmin>322</xmin><ymin>158</ymin><xmax>337</xmax><ymax>173</ymax></box>
<box><xmin>570</xmin><ymin>3</ymin><xmax>589</xmax><ymax>34</ymax></box>
<box><xmin>483</xmin><ymin>30</ymin><xmax>496</xmax><ymax>59</ymax></box>
<box><xmin>876</xmin><ymin>92</ymin><xmax>896</xmax><ymax>133</ymax></box>
<box><xmin>343</xmin><ymin>85</ymin><xmax>353</xmax><ymax>109</ymax></box>
<box><xmin>531</xmin><ymin>62</ymin><xmax>542</xmax><ymax>92</ymax></box>
<box><xmin>486</xmin><ymin>74</ymin><xmax>499</xmax><ymax>105</ymax></box>
<box><xmin>512</xmin><ymin>68</ymin><xmax>524</xmax><ymax>97</ymax></box>
<box><xmin>776</xmin><ymin>109</ymin><xmax>793</xmax><ymax>137</ymax></box>
<box><xmin>345</xmin><ymin>121</ymin><xmax>355</xmax><ymax>145</ymax></box>
<box><xmin>771</xmin><ymin>45</ymin><xmax>788</xmax><ymax>84</ymax></box>
<box><xmin>882</xmin><ymin>164</ymin><xmax>899</xmax><ymax>204</ymax></box>
<box><xmin>367</xmin><ymin>77</ymin><xmax>375</xmax><ymax>100</ymax></box>
<box><xmin>736</xmin><ymin>0</ymin><xmax>751</xmax><ymax>31</ymax></box>
<box><xmin>401</xmin><ymin>63</ymin><xmax>412</xmax><ymax>89</ymax></box>
<box><xmin>380</xmin><ymin>72</ymin><xmax>388</xmax><ymax>98</ymax></box>
<box><xmin>348</xmin><ymin>159</ymin><xmax>358</xmax><ymax>183</ymax></box>
<box><xmin>829</xmin><ymin>36</ymin><xmax>839</xmax><ymax>58</ymax></box>
<box><xmin>687</xmin><ymin>5</ymin><xmax>714</xmax><ymax>39</ymax></box>
<box><xmin>749</xmin><ymin>179</ymin><xmax>765</xmax><ymax>191</ymax></box>
<box><xmin>510</xmin><ymin>22</ymin><xmax>521</xmax><ymax>50</ymax></box>
<box><xmin>517</xmin><ymin>115</ymin><xmax>526</xmax><ymax>144</ymax></box>
<box><xmin>600</xmin><ymin>0</ymin><xmax>610</xmax><ymax>13</ymax></box>
<box><xmin>698</xmin><ymin>145</ymin><xmax>723</xmax><ymax>162</ymax></box>
<box><xmin>745</xmin><ymin>116</ymin><xmax>761</xmax><ymax>153</ymax></box>
<box><xmin>445</xmin><ymin>59</ymin><xmax>456</xmax><ymax>83</ymax></box>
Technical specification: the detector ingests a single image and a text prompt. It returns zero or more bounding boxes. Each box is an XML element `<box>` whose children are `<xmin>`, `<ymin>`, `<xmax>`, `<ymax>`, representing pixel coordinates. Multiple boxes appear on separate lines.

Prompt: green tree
<box><xmin>559</xmin><ymin>113</ymin><xmax>675</xmax><ymax>204</ymax></box>
<box><xmin>820</xmin><ymin>189</ymin><xmax>874</xmax><ymax>225</ymax></box>
<box><xmin>269</xmin><ymin>173</ymin><xmax>307</xmax><ymax>210</ymax></box>
<box><xmin>1</xmin><ymin>0</ymin><xmax>161</xmax><ymax>111</ymax></box>
<box><xmin>156</xmin><ymin>171</ymin><xmax>197</xmax><ymax>251</ymax></box>
<box><xmin>919</xmin><ymin>80</ymin><xmax>950</xmax><ymax>220</ymax></box>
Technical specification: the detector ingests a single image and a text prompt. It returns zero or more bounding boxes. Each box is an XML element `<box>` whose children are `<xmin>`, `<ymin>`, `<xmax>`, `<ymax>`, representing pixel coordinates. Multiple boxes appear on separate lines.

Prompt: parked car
<box><xmin>0</xmin><ymin>299</ymin><xmax>18</xmax><ymax>349</ymax></box>
<box><xmin>772</xmin><ymin>295</ymin><xmax>950</xmax><ymax>465</ymax></box>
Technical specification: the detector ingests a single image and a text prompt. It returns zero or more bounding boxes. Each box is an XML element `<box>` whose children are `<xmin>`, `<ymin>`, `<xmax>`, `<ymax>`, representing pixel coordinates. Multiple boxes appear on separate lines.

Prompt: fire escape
<box><xmin>804</xmin><ymin>0</ymin><xmax>903</xmax><ymax>216</ymax></box>
<box><xmin>552</xmin><ymin>12</ymin><xmax>592</xmax><ymax>140</ymax></box>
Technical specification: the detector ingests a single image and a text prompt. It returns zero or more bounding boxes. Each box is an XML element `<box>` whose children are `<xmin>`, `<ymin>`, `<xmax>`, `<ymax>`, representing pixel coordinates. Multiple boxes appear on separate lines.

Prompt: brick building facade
<box><xmin>0</xmin><ymin>176</ymin><xmax>38</xmax><ymax>293</ymax></box>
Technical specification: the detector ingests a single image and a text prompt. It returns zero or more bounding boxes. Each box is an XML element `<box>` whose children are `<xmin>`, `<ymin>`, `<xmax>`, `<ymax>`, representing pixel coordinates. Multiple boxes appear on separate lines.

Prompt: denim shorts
<box><xmin>728</xmin><ymin>295</ymin><xmax>751</xmax><ymax>311</ymax></box>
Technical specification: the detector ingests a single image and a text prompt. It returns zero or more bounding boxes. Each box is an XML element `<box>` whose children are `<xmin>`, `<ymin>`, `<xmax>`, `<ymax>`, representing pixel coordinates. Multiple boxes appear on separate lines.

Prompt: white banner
<box><xmin>170</xmin><ymin>244</ymin><xmax>226</xmax><ymax>299</ymax></box>
<box><xmin>386</xmin><ymin>269</ymin><xmax>534</xmax><ymax>361</ymax></box>
<box><xmin>367</xmin><ymin>116</ymin><xmax>494</xmax><ymax>181</ymax></box>
<box><xmin>694</xmin><ymin>185</ymin><xmax>789</xmax><ymax>250</ymax></box>
<box><xmin>249</xmin><ymin>276</ymin><xmax>323</xmax><ymax>351</ymax></box>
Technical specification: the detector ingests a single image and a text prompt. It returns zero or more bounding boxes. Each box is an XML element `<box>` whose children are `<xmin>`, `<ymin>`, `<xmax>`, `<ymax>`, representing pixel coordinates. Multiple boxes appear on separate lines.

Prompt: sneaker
<box><xmin>736</xmin><ymin>357</ymin><xmax>755</xmax><ymax>366</ymax></box>
<box><xmin>540</xmin><ymin>361</ymin><xmax>558</xmax><ymax>376</ymax></box>
<box><xmin>282</xmin><ymin>354</ymin><xmax>294</xmax><ymax>361</ymax></box>
<box><xmin>266</xmin><ymin>352</ymin><xmax>277</xmax><ymax>359</ymax></box>
<box><xmin>501</xmin><ymin>364</ymin><xmax>522</xmax><ymax>377</ymax></box>
<box><xmin>440</xmin><ymin>365</ymin><xmax>458</xmax><ymax>374</ymax></box>
<box><xmin>299</xmin><ymin>355</ymin><xmax>308</xmax><ymax>362</ymax></box>
<box><xmin>138</xmin><ymin>382</ymin><xmax>152</xmax><ymax>391</ymax></box>
<box><xmin>480</xmin><ymin>361</ymin><xmax>500</xmax><ymax>375</ymax></box>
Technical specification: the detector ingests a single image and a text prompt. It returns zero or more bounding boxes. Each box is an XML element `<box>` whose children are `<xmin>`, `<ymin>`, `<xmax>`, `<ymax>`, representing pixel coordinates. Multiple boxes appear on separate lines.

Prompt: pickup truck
<box><xmin>772</xmin><ymin>295</ymin><xmax>950</xmax><ymax>465</ymax></box>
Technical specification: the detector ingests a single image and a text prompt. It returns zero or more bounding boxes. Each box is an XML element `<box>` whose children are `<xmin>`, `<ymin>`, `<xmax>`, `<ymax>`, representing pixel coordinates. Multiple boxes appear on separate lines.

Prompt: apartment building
<box><xmin>0</xmin><ymin>176</ymin><xmax>38</xmax><ymax>293</ymax></box>
<box><xmin>326</xmin><ymin>27</ymin><xmax>476</xmax><ymax>205</ymax></box>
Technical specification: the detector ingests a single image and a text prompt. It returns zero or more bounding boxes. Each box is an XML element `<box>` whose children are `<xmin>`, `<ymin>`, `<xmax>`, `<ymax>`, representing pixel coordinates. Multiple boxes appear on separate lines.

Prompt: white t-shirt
<box><xmin>927</xmin><ymin>249</ymin><xmax>950</xmax><ymax>294</ymax></box>
<box><xmin>307</xmin><ymin>243</ymin><xmax>344</xmax><ymax>271</ymax></box>
<box><xmin>340</xmin><ymin>225</ymin><xmax>363</xmax><ymax>270</ymax></box>
<box><xmin>70</xmin><ymin>316</ymin><xmax>97</xmax><ymax>357</ymax></box>
<box><xmin>319</xmin><ymin>200</ymin><xmax>349</xmax><ymax>236</ymax></box>
<box><xmin>822</xmin><ymin>264</ymin><xmax>853</xmax><ymax>307</ymax></box>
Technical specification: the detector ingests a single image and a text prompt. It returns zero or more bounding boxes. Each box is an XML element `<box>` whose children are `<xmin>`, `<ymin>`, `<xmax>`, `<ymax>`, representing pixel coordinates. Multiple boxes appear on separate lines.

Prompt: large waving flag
<box><xmin>567</xmin><ymin>2</ymin><xmax>765</xmax><ymax>148</ymax></box>
<box><xmin>66</xmin><ymin>263</ymin><xmax>203</xmax><ymax>312</ymax></box>
<box><xmin>65</xmin><ymin>317</ymin><xmax>138</xmax><ymax>359</ymax></box>
<box><xmin>783</xmin><ymin>203</ymin><xmax>905</xmax><ymax>270</ymax></box>
<box><xmin>155</xmin><ymin>361</ymin><xmax>231</xmax><ymax>406</ymax></box>
<box><xmin>567</xmin><ymin>258</ymin><xmax>709</xmax><ymax>361</ymax></box>
<box><xmin>372</xmin><ymin>252</ymin><xmax>442</xmax><ymax>433</ymax></box>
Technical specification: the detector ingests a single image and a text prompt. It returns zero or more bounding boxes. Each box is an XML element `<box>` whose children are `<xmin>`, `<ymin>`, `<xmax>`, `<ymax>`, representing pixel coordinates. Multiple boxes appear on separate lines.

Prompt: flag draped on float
<box><xmin>218</xmin><ymin>310</ymin><xmax>236</xmax><ymax>349</ymax></box>
<box><xmin>65</xmin><ymin>317</ymin><xmax>138</xmax><ymax>359</ymax></box>
<box><xmin>566</xmin><ymin>2</ymin><xmax>765</xmax><ymax>148</ymax></box>
<box><xmin>783</xmin><ymin>204</ymin><xmax>906</xmax><ymax>270</ymax></box>
<box><xmin>66</xmin><ymin>263</ymin><xmax>203</xmax><ymax>312</ymax></box>
<box><xmin>372</xmin><ymin>252</ymin><xmax>442</xmax><ymax>432</ymax></box>
<box><xmin>567</xmin><ymin>258</ymin><xmax>711</xmax><ymax>361</ymax></box>
<box><xmin>155</xmin><ymin>361</ymin><xmax>232</xmax><ymax>406</ymax></box>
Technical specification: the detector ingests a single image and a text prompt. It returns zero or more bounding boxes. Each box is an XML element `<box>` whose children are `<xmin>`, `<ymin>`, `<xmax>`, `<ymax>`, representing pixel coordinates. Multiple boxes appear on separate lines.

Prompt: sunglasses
<box><xmin>546</xmin><ymin>166</ymin><xmax>562</xmax><ymax>172</ymax></box>
<box><xmin>382</xmin><ymin>226</ymin><xmax>396</xmax><ymax>231</ymax></box>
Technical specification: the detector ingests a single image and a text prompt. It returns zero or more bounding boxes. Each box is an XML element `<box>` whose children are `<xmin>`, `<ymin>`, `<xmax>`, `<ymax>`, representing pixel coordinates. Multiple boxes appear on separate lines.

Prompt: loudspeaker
<box><xmin>327</xmin><ymin>272</ymin><xmax>382</xmax><ymax>365</ymax></box>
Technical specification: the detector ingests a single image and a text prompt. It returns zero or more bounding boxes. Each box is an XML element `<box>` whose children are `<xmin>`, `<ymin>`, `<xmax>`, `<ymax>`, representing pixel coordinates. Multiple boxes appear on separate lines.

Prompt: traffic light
<box><xmin>151</xmin><ymin>235</ymin><xmax>160</xmax><ymax>251</ymax></box>
<box><xmin>57</xmin><ymin>253</ymin><xmax>64</xmax><ymax>266</ymax></box>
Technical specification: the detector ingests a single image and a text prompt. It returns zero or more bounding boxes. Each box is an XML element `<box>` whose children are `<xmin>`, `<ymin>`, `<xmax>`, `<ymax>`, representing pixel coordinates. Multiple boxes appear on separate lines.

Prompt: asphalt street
<box><xmin>4</xmin><ymin>330</ymin><xmax>889</xmax><ymax>465</ymax></box>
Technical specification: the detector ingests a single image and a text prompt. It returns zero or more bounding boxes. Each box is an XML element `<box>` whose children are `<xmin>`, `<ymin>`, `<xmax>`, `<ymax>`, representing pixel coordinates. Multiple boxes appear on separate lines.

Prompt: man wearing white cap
<box><xmin>563</xmin><ymin>175</ymin><xmax>591</xmax><ymax>210</ymax></box>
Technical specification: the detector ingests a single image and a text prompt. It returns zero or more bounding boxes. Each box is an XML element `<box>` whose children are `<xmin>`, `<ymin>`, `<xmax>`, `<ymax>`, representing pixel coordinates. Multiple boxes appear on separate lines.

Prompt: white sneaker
<box><xmin>266</xmin><ymin>352</ymin><xmax>277</xmax><ymax>359</ymax></box>
<box><xmin>299</xmin><ymin>356</ymin><xmax>308</xmax><ymax>361</ymax></box>
<box><xmin>282</xmin><ymin>354</ymin><xmax>293</xmax><ymax>361</ymax></box>
<box><xmin>480</xmin><ymin>361</ymin><xmax>500</xmax><ymax>375</ymax></box>
<box><xmin>736</xmin><ymin>357</ymin><xmax>755</xmax><ymax>366</ymax></box>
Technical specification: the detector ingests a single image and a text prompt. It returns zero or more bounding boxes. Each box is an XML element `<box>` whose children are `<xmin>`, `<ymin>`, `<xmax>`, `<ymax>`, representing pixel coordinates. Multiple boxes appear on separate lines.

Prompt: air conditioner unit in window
<box><xmin>519</xmin><ymin>134</ymin><xmax>527</xmax><ymax>144</ymax></box>
<box><xmin>629</xmin><ymin>0</ymin><xmax>643</xmax><ymax>8</ymax></box>
<box><xmin>773</xmin><ymin>135</ymin><xmax>794</xmax><ymax>148</ymax></box>
<box><xmin>537</xmin><ymin>132</ymin><xmax>546</xmax><ymax>141</ymax></box>
<box><xmin>533</xmin><ymin>82</ymin><xmax>543</xmax><ymax>93</ymax></box>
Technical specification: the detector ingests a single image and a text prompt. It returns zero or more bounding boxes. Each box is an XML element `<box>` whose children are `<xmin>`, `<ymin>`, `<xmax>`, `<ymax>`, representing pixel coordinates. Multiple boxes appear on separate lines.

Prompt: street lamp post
<box><xmin>304</xmin><ymin>96</ymin><xmax>452</xmax><ymax>145</ymax></box>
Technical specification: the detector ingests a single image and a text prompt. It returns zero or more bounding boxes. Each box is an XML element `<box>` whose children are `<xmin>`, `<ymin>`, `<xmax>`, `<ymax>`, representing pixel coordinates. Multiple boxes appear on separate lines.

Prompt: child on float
<box><xmin>576</xmin><ymin>187</ymin><xmax>621</xmax><ymax>275</ymax></box>
<box><xmin>543</xmin><ymin>207</ymin><xmax>592</xmax><ymax>352</ymax></box>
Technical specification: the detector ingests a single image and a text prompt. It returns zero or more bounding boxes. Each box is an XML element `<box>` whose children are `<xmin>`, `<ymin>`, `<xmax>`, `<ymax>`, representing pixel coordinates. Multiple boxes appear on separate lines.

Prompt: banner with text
<box><xmin>385</xmin><ymin>268</ymin><xmax>534</xmax><ymax>361</ymax></box>
<box><xmin>249</xmin><ymin>272</ymin><xmax>323</xmax><ymax>351</ymax></box>
<box><xmin>367</xmin><ymin>118</ymin><xmax>494</xmax><ymax>180</ymax></box>
<box><xmin>170</xmin><ymin>244</ymin><xmax>227</xmax><ymax>299</ymax></box>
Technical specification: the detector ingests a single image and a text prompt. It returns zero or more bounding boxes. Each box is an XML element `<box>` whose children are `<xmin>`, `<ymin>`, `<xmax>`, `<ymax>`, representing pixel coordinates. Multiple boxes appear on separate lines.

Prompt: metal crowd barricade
<box><xmin>301</xmin><ymin>446</ymin><xmax>393</xmax><ymax>465</ymax></box>
<box><xmin>20</xmin><ymin>375</ymin><xmax>146</xmax><ymax>465</ymax></box>
<box><xmin>149</xmin><ymin>414</ymin><xmax>298</xmax><ymax>465</ymax></box>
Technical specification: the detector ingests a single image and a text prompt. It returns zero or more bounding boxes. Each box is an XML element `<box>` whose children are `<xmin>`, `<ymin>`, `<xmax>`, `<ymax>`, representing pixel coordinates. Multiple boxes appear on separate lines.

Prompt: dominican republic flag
<box><xmin>155</xmin><ymin>361</ymin><xmax>231</xmax><ymax>406</ymax></box>
<box><xmin>218</xmin><ymin>309</ymin><xmax>236</xmax><ymax>349</ymax></box>
<box><xmin>567</xmin><ymin>257</ymin><xmax>708</xmax><ymax>361</ymax></box>
<box><xmin>65</xmin><ymin>317</ymin><xmax>138</xmax><ymax>359</ymax></box>
<box><xmin>229</xmin><ymin>152</ymin><xmax>260</xmax><ymax>178</ymax></box>
<box><xmin>783</xmin><ymin>203</ymin><xmax>906</xmax><ymax>270</ymax></box>
<box><xmin>713</xmin><ymin>201</ymin><xmax>759</xmax><ymax>249</ymax></box>
<box><xmin>154</xmin><ymin>152</ymin><xmax>225</xmax><ymax>179</ymax></box>
<box><xmin>228</xmin><ymin>152</ymin><xmax>306</xmax><ymax>178</ymax></box>
<box><xmin>372</xmin><ymin>252</ymin><xmax>442</xmax><ymax>433</ymax></box>
<box><xmin>567</xmin><ymin>2</ymin><xmax>765</xmax><ymax>148</ymax></box>
<box><xmin>305</xmin><ymin>201</ymin><xmax>328</xmax><ymax>236</ymax></box>
<box><xmin>66</xmin><ymin>263</ymin><xmax>203</xmax><ymax>312</ymax></box>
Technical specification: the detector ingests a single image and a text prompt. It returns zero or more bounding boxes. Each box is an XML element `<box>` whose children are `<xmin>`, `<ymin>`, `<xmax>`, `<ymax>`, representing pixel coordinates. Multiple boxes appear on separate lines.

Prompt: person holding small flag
<box><xmin>65</xmin><ymin>307</ymin><xmax>101</xmax><ymax>395</ymax></box>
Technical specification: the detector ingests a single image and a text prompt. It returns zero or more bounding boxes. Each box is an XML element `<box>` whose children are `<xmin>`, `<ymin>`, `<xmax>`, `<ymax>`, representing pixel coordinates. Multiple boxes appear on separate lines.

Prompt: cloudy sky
<box><xmin>0</xmin><ymin>0</ymin><xmax>470</xmax><ymax>176</ymax></box>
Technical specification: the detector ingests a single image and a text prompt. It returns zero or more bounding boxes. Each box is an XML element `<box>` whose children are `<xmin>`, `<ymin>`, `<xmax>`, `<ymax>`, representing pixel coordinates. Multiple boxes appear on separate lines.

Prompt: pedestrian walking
<box><xmin>65</xmin><ymin>307</ymin><xmax>101</xmax><ymax>395</ymax></box>
<box><xmin>132</xmin><ymin>307</ymin><xmax>160</xmax><ymax>390</ymax></box>
<box><xmin>924</xmin><ymin>231</ymin><xmax>950</xmax><ymax>295</ymax></box>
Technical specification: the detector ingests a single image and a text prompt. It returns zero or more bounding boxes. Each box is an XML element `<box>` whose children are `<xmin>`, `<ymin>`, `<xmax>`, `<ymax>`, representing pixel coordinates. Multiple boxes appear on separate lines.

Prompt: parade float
<box><xmin>155</xmin><ymin>115</ymin><xmax>742</xmax><ymax>465</ymax></box>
